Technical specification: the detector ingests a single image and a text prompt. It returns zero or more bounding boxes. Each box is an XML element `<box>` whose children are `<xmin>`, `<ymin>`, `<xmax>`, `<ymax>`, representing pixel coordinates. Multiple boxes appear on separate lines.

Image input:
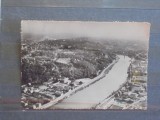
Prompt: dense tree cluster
<box><xmin>21</xmin><ymin>58</ymin><xmax>60</xmax><ymax>85</ymax></box>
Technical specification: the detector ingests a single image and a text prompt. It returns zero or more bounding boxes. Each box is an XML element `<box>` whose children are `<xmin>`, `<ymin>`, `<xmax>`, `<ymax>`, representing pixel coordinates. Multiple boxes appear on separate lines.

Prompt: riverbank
<box><xmin>51</xmin><ymin>55</ymin><xmax>131</xmax><ymax>109</ymax></box>
<box><xmin>95</xmin><ymin>58</ymin><xmax>147</xmax><ymax>110</ymax></box>
<box><xmin>37</xmin><ymin>57</ymin><xmax>119</xmax><ymax>109</ymax></box>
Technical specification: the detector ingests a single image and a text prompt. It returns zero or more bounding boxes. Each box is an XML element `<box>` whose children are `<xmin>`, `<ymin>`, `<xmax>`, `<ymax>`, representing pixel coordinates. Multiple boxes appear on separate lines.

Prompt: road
<box><xmin>50</xmin><ymin>55</ymin><xmax>131</xmax><ymax>109</ymax></box>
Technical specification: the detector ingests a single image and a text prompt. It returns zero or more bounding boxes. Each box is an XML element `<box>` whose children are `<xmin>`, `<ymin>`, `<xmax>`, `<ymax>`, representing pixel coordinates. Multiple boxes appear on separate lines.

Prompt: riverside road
<box><xmin>51</xmin><ymin>55</ymin><xmax>131</xmax><ymax>109</ymax></box>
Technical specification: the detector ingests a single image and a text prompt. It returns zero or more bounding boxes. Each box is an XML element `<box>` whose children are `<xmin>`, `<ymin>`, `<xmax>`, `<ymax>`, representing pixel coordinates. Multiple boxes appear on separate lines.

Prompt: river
<box><xmin>50</xmin><ymin>55</ymin><xmax>131</xmax><ymax>109</ymax></box>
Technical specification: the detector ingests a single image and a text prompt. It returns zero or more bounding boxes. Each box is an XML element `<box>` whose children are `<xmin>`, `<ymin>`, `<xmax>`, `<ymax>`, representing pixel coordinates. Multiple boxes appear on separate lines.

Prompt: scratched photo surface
<box><xmin>21</xmin><ymin>21</ymin><xmax>150</xmax><ymax>110</ymax></box>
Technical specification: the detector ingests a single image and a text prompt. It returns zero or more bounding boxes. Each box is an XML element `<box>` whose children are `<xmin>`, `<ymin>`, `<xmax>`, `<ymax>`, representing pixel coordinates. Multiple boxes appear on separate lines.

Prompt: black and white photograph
<box><xmin>21</xmin><ymin>21</ymin><xmax>150</xmax><ymax>110</ymax></box>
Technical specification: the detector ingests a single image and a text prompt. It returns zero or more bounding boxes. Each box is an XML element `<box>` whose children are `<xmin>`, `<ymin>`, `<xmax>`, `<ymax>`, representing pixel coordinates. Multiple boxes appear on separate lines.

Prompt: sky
<box><xmin>21</xmin><ymin>21</ymin><xmax>150</xmax><ymax>42</ymax></box>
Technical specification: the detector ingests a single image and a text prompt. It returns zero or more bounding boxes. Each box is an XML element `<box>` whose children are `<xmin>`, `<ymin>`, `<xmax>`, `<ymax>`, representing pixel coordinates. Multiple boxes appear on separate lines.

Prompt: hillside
<box><xmin>21</xmin><ymin>38</ymin><xmax>116</xmax><ymax>85</ymax></box>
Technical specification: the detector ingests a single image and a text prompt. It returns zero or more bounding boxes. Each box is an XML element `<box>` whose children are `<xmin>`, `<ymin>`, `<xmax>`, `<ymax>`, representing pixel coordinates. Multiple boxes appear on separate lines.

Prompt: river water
<box><xmin>50</xmin><ymin>55</ymin><xmax>131</xmax><ymax>109</ymax></box>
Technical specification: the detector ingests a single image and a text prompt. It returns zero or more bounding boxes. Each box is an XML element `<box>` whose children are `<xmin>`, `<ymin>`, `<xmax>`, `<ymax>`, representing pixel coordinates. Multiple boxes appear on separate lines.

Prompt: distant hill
<box><xmin>37</xmin><ymin>38</ymin><xmax>106</xmax><ymax>51</ymax></box>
